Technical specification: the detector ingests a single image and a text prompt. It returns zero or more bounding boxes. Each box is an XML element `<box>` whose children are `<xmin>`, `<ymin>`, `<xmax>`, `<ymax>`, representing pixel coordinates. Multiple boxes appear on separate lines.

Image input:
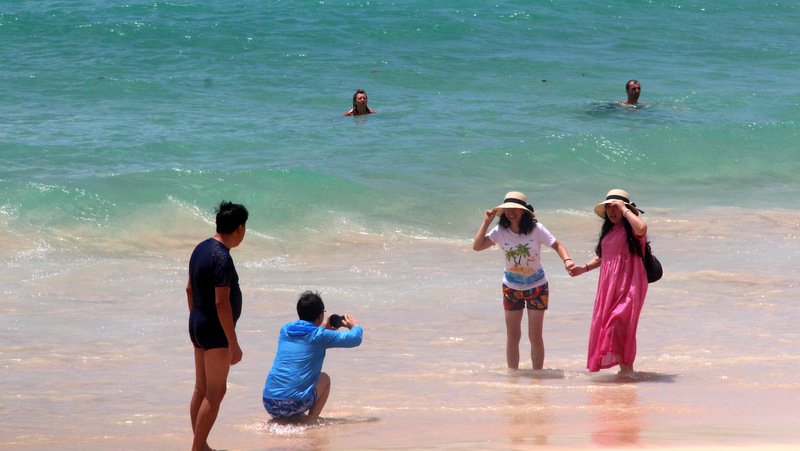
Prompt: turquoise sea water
<box><xmin>2</xmin><ymin>0</ymin><xmax>799</xmax><ymax>243</ymax></box>
<box><xmin>2</xmin><ymin>2</ymin><xmax>799</xmax><ymax>449</ymax></box>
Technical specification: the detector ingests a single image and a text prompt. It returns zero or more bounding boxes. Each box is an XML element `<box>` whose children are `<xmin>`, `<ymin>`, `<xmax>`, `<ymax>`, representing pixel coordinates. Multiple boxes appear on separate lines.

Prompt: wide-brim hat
<box><xmin>594</xmin><ymin>188</ymin><xmax>644</xmax><ymax>218</ymax></box>
<box><xmin>493</xmin><ymin>191</ymin><xmax>534</xmax><ymax>213</ymax></box>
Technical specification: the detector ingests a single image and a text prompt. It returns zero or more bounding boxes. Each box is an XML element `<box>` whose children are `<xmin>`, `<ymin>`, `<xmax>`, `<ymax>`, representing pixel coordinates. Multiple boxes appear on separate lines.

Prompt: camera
<box><xmin>328</xmin><ymin>314</ymin><xmax>344</xmax><ymax>329</ymax></box>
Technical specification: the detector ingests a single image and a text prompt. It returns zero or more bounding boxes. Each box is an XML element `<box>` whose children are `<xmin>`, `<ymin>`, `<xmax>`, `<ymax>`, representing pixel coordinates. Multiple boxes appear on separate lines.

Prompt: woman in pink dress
<box><xmin>570</xmin><ymin>189</ymin><xmax>648</xmax><ymax>376</ymax></box>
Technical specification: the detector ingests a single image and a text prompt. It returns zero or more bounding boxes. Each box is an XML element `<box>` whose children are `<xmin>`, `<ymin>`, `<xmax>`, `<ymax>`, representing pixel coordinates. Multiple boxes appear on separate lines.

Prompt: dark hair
<box><xmin>215</xmin><ymin>201</ymin><xmax>249</xmax><ymax>234</ymax></box>
<box><xmin>297</xmin><ymin>290</ymin><xmax>325</xmax><ymax>322</ymax></box>
<box><xmin>595</xmin><ymin>216</ymin><xmax>643</xmax><ymax>259</ymax></box>
<box><xmin>498</xmin><ymin>209</ymin><xmax>538</xmax><ymax>235</ymax></box>
<box><xmin>351</xmin><ymin>89</ymin><xmax>369</xmax><ymax>115</ymax></box>
<box><xmin>626</xmin><ymin>79</ymin><xmax>639</xmax><ymax>91</ymax></box>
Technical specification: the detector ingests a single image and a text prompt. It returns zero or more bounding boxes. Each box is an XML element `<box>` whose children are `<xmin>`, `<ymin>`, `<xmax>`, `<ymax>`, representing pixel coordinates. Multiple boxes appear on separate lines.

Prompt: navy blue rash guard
<box><xmin>188</xmin><ymin>238</ymin><xmax>242</xmax><ymax>349</ymax></box>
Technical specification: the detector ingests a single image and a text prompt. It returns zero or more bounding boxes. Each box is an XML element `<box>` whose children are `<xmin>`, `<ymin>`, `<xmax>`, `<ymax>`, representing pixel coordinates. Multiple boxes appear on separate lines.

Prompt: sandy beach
<box><xmin>3</xmin><ymin>208</ymin><xmax>798</xmax><ymax>450</ymax></box>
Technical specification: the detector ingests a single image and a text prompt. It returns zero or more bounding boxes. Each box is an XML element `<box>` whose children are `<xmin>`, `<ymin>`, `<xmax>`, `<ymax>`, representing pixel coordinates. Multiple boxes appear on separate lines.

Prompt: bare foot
<box><xmin>617</xmin><ymin>365</ymin><xmax>635</xmax><ymax>378</ymax></box>
<box><xmin>302</xmin><ymin>415</ymin><xmax>321</xmax><ymax>425</ymax></box>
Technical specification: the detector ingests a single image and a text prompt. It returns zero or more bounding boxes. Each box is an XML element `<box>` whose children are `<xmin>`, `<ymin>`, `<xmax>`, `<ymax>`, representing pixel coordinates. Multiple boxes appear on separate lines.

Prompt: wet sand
<box><xmin>2</xmin><ymin>208</ymin><xmax>798</xmax><ymax>449</ymax></box>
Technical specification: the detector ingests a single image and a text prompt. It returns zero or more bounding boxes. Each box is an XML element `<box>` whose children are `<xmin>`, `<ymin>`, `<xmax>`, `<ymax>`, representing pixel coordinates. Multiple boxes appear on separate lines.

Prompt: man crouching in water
<box><xmin>262</xmin><ymin>291</ymin><xmax>363</xmax><ymax>423</ymax></box>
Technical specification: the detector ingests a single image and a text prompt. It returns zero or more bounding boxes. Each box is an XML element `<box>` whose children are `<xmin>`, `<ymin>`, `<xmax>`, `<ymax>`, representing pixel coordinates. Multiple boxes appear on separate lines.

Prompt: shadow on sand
<box><xmin>591</xmin><ymin>371</ymin><xmax>678</xmax><ymax>384</ymax></box>
<box><xmin>505</xmin><ymin>368</ymin><xmax>567</xmax><ymax>380</ymax></box>
<box><xmin>255</xmin><ymin>416</ymin><xmax>380</xmax><ymax>435</ymax></box>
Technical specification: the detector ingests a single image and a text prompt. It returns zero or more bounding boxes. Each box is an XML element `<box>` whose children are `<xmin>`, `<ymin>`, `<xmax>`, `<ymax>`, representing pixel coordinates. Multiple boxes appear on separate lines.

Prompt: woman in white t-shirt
<box><xmin>473</xmin><ymin>191</ymin><xmax>575</xmax><ymax>370</ymax></box>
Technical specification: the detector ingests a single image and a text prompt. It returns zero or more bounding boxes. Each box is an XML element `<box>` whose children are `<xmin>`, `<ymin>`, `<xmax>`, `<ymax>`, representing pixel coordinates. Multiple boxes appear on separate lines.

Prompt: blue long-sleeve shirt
<box><xmin>263</xmin><ymin>320</ymin><xmax>363</xmax><ymax>401</ymax></box>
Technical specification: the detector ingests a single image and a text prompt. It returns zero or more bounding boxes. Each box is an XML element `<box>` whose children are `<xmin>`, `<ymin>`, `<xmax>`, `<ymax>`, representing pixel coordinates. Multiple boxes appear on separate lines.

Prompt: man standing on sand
<box><xmin>622</xmin><ymin>79</ymin><xmax>641</xmax><ymax>106</ymax></box>
<box><xmin>187</xmin><ymin>201</ymin><xmax>248</xmax><ymax>451</ymax></box>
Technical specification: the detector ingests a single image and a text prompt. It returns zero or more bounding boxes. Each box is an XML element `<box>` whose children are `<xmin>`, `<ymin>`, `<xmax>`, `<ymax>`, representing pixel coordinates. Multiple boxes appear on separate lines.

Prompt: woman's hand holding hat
<box><xmin>608</xmin><ymin>198</ymin><xmax>627</xmax><ymax>210</ymax></box>
<box><xmin>612</xmin><ymin>199</ymin><xmax>640</xmax><ymax>216</ymax></box>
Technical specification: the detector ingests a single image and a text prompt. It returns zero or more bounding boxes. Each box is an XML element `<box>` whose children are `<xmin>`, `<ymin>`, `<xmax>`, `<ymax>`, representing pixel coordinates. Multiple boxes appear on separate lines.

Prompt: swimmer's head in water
<box><xmin>625</xmin><ymin>80</ymin><xmax>641</xmax><ymax>103</ymax></box>
<box><xmin>353</xmin><ymin>89</ymin><xmax>368</xmax><ymax>107</ymax></box>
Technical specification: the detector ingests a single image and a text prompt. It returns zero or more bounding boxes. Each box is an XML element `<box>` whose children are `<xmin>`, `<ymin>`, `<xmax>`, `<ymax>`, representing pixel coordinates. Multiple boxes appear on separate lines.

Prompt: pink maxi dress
<box><xmin>587</xmin><ymin>225</ymin><xmax>648</xmax><ymax>372</ymax></box>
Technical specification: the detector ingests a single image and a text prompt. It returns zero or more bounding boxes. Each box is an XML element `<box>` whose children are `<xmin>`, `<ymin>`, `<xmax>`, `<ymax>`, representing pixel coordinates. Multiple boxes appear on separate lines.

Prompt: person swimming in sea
<box><xmin>343</xmin><ymin>89</ymin><xmax>376</xmax><ymax>116</ymax></box>
<box><xmin>587</xmin><ymin>79</ymin><xmax>650</xmax><ymax>115</ymax></box>
<box><xmin>620</xmin><ymin>79</ymin><xmax>641</xmax><ymax>106</ymax></box>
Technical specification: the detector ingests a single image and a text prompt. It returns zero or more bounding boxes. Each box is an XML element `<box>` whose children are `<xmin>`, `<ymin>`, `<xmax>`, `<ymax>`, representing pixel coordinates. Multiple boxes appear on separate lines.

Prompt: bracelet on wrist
<box><xmin>585</xmin><ymin>264</ymin><xmax>590</xmax><ymax>272</ymax></box>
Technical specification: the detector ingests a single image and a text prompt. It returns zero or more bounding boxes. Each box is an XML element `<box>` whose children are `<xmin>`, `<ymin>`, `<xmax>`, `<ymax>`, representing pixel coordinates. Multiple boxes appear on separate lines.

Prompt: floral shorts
<box><xmin>502</xmin><ymin>283</ymin><xmax>549</xmax><ymax>311</ymax></box>
<box><xmin>263</xmin><ymin>391</ymin><xmax>317</xmax><ymax>419</ymax></box>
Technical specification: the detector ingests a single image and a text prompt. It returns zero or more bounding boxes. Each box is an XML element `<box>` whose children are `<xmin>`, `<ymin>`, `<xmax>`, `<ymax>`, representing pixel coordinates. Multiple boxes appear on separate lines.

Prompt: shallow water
<box><xmin>3</xmin><ymin>207</ymin><xmax>799</xmax><ymax>449</ymax></box>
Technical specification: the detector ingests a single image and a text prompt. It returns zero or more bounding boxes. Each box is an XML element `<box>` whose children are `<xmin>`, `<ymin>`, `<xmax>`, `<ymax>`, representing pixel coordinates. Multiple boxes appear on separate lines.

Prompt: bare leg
<box><xmin>504</xmin><ymin>309</ymin><xmax>523</xmax><ymax>369</ymax></box>
<box><xmin>527</xmin><ymin>309</ymin><xmax>545</xmax><ymax>370</ymax></box>
<box><xmin>618</xmin><ymin>364</ymin><xmax>634</xmax><ymax>376</ymax></box>
<box><xmin>306</xmin><ymin>372</ymin><xmax>330</xmax><ymax>422</ymax></box>
<box><xmin>192</xmin><ymin>348</ymin><xmax>231</xmax><ymax>451</ymax></box>
<box><xmin>190</xmin><ymin>347</ymin><xmax>207</xmax><ymax>433</ymax></box>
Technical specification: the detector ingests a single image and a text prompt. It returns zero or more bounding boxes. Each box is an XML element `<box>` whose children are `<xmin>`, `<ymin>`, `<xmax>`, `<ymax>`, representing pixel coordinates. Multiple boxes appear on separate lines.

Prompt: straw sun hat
<box><xmin>493</xmin><ymin>191</ymin><xmax>534</xmax><ymax>214</ymax></box>
<box><xmin>594</xmin><ymin>188</ymin><xmax>645</xmax><ymax>218</ymax></box>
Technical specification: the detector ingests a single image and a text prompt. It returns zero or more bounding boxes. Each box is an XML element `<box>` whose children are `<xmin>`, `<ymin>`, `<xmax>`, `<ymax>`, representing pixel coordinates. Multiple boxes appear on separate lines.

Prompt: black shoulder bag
<box><xmin>644</xmin><ymin>241</ymin><xmax>663</xmax><ymax>283</ymax></box>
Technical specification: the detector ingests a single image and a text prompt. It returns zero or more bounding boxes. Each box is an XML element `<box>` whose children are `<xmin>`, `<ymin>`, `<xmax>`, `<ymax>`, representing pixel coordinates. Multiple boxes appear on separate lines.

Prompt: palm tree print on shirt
<box><xmin>504</xmin><ymin>243</ymin><xmax>534</xmax><ymax>275</ymax></box>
